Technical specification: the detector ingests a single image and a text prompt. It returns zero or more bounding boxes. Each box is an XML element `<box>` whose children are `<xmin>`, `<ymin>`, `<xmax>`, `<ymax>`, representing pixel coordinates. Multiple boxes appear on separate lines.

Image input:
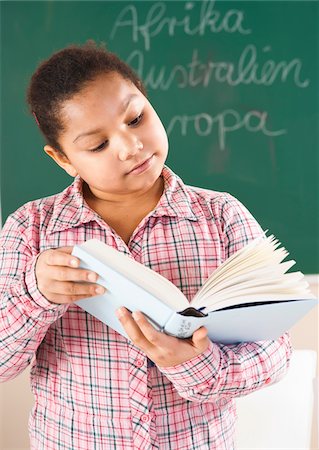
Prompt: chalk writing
<box><xmin>127</xmin><ymin>46</ymin><xmax>309</xmax><ymax>90</ymax></box>
<box><xmin>109</xmin><ymin>0</ymin><xmax>310</xmax><ymax>148</ymax></box>
<box><xmin>166</xmin><ymin>109</ymin><xmax>286</xmax><ymax>150</ymax></box>
<box><xmin>110</xmin><ymin>0</ymin><xmax>251</xmax><ymax>51</ymax></box>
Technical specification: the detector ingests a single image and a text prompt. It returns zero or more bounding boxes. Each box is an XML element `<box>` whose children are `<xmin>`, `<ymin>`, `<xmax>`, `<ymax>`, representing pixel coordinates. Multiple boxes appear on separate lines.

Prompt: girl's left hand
<box><xmin>116</xmin><ymin>307</ymin><xmax>210</xmax><ymax>367</ymax></box>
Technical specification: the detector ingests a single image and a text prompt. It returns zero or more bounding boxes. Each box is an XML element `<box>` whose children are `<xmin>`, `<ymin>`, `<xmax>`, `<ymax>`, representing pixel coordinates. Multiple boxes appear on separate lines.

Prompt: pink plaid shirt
<box><xmin>0</xmin><ymin>166</ymin><xmax>292</xmax><ymax>450</ymax></box>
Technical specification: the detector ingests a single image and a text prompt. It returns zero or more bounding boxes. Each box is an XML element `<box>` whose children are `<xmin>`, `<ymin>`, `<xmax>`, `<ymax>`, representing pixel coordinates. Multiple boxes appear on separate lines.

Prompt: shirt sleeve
<box><xmin>158</xmin><ymin>333</ymin><xmax>292</xmax><ymax>403</ymax></box>
<box><xmin>0</xmin><ymin>210</ymin><xmax>68</xmax><ymax>382</ymax></box>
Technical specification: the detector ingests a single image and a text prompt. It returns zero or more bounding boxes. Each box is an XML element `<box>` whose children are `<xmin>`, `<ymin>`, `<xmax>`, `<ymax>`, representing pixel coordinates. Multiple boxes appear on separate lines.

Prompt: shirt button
<box><xmin>219</xmin><ymin>398</ymin><xmax>227</xmax><ymax>406</ymax></box>
<box><xmin>135</xmin><ymin>359</ymin><xmax>144</xmax><ymax>368</ymax></box>
<box><xmin>141</xmin><ymin>414</ymin><xmax>150</xmax><ymax>423</ymax></box>
<box><xmin>265</xmin><ymin>377</ymin><xmax>272</xmax><ymax>384</ymax></box>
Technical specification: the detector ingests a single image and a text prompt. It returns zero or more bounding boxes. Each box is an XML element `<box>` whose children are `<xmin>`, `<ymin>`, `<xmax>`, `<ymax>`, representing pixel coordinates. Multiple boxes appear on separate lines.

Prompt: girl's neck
<box><xmin>82</xmin><ymin>177</ymin><xmax>164</xmax><ymax>244</ymax></box>
<box><xmin>82</xmin><ymin>176</ymin><xmax>164</xmax><ymax>211</ymax></box>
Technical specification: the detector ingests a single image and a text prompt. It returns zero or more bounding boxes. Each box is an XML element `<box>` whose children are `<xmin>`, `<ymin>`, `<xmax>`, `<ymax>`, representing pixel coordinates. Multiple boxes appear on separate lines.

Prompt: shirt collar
<box><xmin>152</xmin><ymin>166</ymin><xmax>201</xmax><ymax>221</ymax></box>
<box><xmin>46</xmin><ymin>176</ymin><xmax>99</xmax><ymax>234</ymax></box>
<box><xmin>46</xmin><ymin>165</ymin><xmax>201</xmax><ymax>234</ymax></box>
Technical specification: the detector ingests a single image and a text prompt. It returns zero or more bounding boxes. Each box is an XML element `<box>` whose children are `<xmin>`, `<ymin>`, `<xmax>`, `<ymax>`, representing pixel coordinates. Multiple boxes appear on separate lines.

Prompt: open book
<box><xmin>72</xmin><ymin>235</ymin><xmax>317</xmax><ymax>344</ymax></box>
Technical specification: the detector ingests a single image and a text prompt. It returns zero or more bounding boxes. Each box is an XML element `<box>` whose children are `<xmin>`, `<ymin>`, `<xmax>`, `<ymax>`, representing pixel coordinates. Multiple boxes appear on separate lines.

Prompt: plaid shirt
<box><xmin>0</xmin><ymin>166</ymin><xmax>292</xmax><ymax>450</ymax></box>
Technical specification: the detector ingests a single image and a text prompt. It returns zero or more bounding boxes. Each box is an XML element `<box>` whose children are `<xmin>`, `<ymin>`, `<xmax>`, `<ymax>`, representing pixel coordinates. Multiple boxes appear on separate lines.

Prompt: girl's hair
<box><xmin>26</xmin><ymin>40</ymin><xmax>146</xmax><ymax>154</ymax></box>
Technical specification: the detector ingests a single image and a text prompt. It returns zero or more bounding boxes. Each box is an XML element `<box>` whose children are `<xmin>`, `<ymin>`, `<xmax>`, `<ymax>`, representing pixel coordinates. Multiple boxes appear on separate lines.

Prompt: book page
<box><xmin>196</xmin><ymin>260</ymin><xmax>296</xmax><ymax>300</ymax></box>
<box><xmin>190</xmin><ymin>235</ymin><xmax>315</xmax><ymax>310</ymax></box>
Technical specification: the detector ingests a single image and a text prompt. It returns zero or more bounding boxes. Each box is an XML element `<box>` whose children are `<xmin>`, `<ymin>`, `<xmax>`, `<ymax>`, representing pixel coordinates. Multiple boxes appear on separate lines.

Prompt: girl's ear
<box><xmin>44</xmin><ymin>145</ymin><xmax>78</xmax><ymax>177</ymax></box>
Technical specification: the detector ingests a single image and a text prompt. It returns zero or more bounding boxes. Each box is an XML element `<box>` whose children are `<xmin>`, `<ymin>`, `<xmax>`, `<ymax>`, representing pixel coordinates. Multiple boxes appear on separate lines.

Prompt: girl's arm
<box><xmin>158</xmin><ymin>333</ymin><xmax>292</xmax><ymax>403</ymax></box>
<box><xmin>0</xmin><ymin>212</ymin><xmax>68</xmax><ymax>382</ymax></box>
<box><xmin>117</xmin><ymin>307</ymin><xmax>292</xmax><ymax>403</ymax></box>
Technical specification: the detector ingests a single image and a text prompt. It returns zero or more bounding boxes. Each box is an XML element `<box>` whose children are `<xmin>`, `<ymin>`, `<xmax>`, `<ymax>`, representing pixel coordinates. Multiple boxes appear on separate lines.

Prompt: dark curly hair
<box><xmin>26</xmin><ymin>40</ymin><xmax>147</xmax><ymax>154</ymax></box>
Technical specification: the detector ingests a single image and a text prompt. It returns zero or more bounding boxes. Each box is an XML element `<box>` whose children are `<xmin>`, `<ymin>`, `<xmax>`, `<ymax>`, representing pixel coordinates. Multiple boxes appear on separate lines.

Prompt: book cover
<box><xmin>72</xmin><ymin>236</ymin><xmax>317</xmax><ymax>344</ymax></box>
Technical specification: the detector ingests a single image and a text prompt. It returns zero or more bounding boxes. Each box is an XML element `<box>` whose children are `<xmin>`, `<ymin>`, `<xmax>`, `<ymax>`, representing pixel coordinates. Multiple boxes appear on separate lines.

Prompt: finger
<box><xmin>43</xmin><ymin>280</ymin><xmax>105</xmax><ymax>297</ymax></box>
<box><xmin>131</xmin><ymin>311</ymin><xmax>163</xmax><ymax>345</ymax></box>
<box><xmin>45</xmin><ymin>248</ymin><xmax>80</xmax><ymax>268</ymax></box>
<box><xmin>192</xmin><ymin>327</ymin><xmax>210</xmax><ymax>350</ymax></box>
<box><xmin>46</xmin><ymin>293</ymin><xmax>98</xmax><ymax>305</ymax></box>
<box><xmin>55</xmin><ymin>246</ymin><xmax>74</xmax><ymax>254</ymax></box>
<box><xmin>45</xmin><ymin>290</ymin><xmax>107</xmax><ymax>304</ymax></box>
<box><xmin>116</xmin><ymin>308</ymin><xmax>153</xmax><ymax>350</ymax></box>
<box><xmin>49</xmin><ymin>266</ymin><xmax>99</xmax><ymax>283</ymax></box>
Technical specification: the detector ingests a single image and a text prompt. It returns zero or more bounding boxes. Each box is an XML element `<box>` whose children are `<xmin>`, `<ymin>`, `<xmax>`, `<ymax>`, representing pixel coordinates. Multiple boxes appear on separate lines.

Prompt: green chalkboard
<box><xmin>1</xmin><ymin>1</ymin><xmax>318</xmax><ymax>273</ymax></box>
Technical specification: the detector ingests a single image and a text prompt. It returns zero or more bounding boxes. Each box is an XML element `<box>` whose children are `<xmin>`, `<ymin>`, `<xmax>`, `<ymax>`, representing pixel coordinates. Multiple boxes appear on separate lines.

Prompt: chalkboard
<box><xmin>1</xmin><ymin>1</ymin><xmax>318</xmax><ymax>273</ymax></box>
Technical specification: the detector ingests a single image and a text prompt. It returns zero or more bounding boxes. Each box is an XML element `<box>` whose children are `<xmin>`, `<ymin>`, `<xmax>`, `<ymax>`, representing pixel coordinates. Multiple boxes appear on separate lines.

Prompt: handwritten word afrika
<box><xmin>110</xmin><ymin>0</ymin><xmax>251</xmax><ymax>51</ymax></box>
<box><xmin>166</xmin><ymin>109</ymin><xmax>286</xmax><ymax>150</ymax></box>
<box><xmin>127</xmin><ymin>46</ymin><xmax>310</xmax><ymax>90</ymax></box>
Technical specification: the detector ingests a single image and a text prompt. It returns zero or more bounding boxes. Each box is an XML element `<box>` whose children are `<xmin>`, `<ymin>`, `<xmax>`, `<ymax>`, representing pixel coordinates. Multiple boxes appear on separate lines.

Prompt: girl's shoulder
<box><xmin>164</xmin><ymin>165</ymin><xmax>240</xmax><ymax>218</ymax></box>
<box><xmin>2</xmin><ymin>181</ymin><xmax>78</xmax><ymax>235</ymax></box>
<box><xmin>186</xmin><ymin>183</ymin><xmax>234</xmax><ymax>203</ymax></box>
<box><xmin>164</xmin><ymin>166</ymin><xmax>253</xmax><ymax>224</ymax></box>
<box><xmin>185</xmin><ymin>183</ymin><xmax>247</xmax><ymax>220</ymax></box>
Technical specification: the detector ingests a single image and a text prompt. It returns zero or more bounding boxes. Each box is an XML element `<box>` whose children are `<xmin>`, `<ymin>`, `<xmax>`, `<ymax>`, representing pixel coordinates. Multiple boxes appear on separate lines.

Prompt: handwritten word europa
<box><xmin>166</xmin><ymin>109</ymin><xmax>287</xmax><ymax>150</ymax></box>
<box><xmin>127</xmin><ymin>46</ymin><xmax>310</xmax><ymax>90</ymax></box>
<box><xmin>110</xmin><ymin>0</ymin><xmax>251</xmax><ymax>51</ymax></box>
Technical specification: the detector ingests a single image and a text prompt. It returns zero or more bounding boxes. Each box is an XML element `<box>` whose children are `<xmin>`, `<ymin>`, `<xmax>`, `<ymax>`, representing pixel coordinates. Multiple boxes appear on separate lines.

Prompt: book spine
<box><xmin>163</xmin><ymin>312</ymin><xmax>209</xmax><ymax>338</ymax></box>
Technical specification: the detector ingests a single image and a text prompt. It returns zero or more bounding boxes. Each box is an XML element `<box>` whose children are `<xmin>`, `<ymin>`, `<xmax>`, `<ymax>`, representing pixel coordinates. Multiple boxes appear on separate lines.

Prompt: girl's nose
<box><xmin>118</xmin><ymin>136</ymin><xmax>143</xmax><ymax>161</ymax></box>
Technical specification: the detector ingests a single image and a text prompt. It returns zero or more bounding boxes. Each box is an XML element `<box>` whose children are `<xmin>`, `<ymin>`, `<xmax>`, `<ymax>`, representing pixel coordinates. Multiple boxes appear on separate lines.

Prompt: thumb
<box><xmin>192</xmin><ymin>327</ymin><xmax>209</xmax><ymax>350</ymax></box>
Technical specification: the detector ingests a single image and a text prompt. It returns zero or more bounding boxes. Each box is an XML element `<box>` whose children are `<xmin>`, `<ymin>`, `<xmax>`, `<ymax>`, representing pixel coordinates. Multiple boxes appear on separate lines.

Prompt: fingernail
<box><xmin>95</xmin><ymin>286</ymin><xmax>105</xmax><ymax>294</ymax></box>
<box><xmin>70</xmin><ymin>259</ymin><xmax>79</xmax><ymax>267</ymax></box>
<box><xmin>116</xmin><ymin>307</ymin><xmax>125</xmax><ymax>319</ymax></box>
<box><xmin>88</xmin><ymin>272</ymin><xmax>97</xmax><ymax>282</ymax></box>
<box><xmin>132</xmin><ymin>311</ymin><xmax>142</xmax><ymax>321</ymax></box>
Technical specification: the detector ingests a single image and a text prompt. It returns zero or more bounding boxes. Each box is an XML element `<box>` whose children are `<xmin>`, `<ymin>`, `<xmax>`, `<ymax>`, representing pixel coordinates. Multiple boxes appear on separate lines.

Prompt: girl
<box><xmin>0</xmin><ymin>41</ymin><xmax>291</xmax><ymax>450</ymax></box>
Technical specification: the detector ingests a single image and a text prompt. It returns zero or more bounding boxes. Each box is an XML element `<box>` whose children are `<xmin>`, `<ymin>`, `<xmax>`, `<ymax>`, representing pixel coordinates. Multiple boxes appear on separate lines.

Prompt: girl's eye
<box><xmin>87</xmin><ymin>113</ymin><xmax>143</xmax><ymax>152</ymax></box>
<box><xmin>89</xmin><ymin>141</ymin><xmax>109</xmax><ymax>153</ymax></box>
<box><xmin>129</xmin><ymin>112</ymin><xmax>144</xmax><ymax>127</ymax></box>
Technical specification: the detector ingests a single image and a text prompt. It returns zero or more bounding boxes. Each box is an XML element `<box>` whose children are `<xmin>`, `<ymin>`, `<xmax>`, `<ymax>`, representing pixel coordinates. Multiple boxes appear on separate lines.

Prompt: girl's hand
<box><xmin>35</xmin><ymin>247</ymin><xmax>105</xmax><ymax>304</ymax></box>
<box><xmin>116</xmin><ymin>307</ymin><xmax>210</xmax><ymax>367</ymax></box>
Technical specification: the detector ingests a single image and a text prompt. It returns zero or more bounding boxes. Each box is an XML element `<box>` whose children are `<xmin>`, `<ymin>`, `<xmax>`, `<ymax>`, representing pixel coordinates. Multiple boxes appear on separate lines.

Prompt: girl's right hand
<box><xmin>35</xmin><ymin>246</ymin><xmax>105</xmax><ymax>304</ymax></box>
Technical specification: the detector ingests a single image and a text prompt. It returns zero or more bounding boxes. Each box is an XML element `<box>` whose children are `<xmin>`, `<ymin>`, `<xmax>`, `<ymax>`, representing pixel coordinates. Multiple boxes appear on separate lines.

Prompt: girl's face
<box><xmin>45</xmin><ymin>72</ymin><xmax>168</xmax><ymax>200</ymax></box>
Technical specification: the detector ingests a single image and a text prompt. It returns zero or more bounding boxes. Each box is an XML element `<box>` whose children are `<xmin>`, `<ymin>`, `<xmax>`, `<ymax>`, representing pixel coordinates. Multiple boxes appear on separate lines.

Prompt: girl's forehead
<box><xmin>63</xmin><ymin>72</ymin><xmax>142</xmax><ymax>112</ymax></box>
<box><xmin>60</xmin><ymin>73</ymin><xmax>145</xmax><ymax>133</ymax></box>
